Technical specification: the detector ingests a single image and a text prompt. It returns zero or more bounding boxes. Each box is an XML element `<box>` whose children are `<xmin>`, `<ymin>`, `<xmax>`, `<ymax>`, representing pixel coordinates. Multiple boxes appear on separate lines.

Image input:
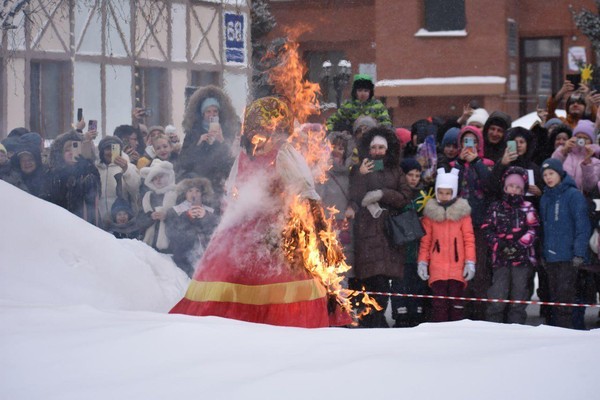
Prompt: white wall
<box><xmin>223</xmin><ymin>71</ymin><xmax>249</xmax><ymax>118</ymax></box>
<box><xmin>5</xmin><ymin>58</ymin><xmax>26</xmax><ymax>130</ymax></box>
<box><xmin>74</xmin><ymin>62</ymin><xmax>102</xmax><ymax>138</ymax></box>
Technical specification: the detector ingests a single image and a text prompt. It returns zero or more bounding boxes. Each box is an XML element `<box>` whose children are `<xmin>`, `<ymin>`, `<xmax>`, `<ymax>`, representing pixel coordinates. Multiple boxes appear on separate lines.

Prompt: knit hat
<box><xmin>370</xmin><ymin>135</ymin><xmax>388</xmax><ymax>149</ymax></box>
<box><xmin>572</xmin><ymin>119</ymin><xmax>596</xmax><ymax>143</ymax></box>
<box><xmin>400</xmin><ymin>157</ymin><xmax>422</xmax><ymax>174</ymax></box>
<box><xmin>111</xmin><ymin>197</ymin><xmax>134</xmax><ymax>220</ymax></box>
<box><xmin>435</xmin><ymin>167</ymin><xmax>459</xmax><ymax>200</ymax></box>
<box><xmin>353</xmin><ymin>115</ymin><xmax>377</xmax><ymax>133</ymax></box>
<box><xmin>141</xmin><ymin>159</ymin><xmax>175</xmax><ymax>192</ymax></box>
<box><xmin>351</xmin><ymin>74</ymin><xmax>374</xmax><ymax>100</ymax></box>
<box><xmin>164</xmin><ymin>125</ymin><xmax>177</xmax><ymax>134</ymax></box>
<box><xmin>544</xmin><ymin>118</ymin><xmax>563</xmax><ymax>129</ymax></box>
<box><xmin>395</xmin><ymin>128</ymin><xmax>411</xmax><ymax>145</ymax></box>
<box><xmin>441</xmin><ymin>127</ymin><xmax>460</xmax><ymax>147</ymax></box>
<box><xmin>466</xmin><ymin>108</ymin><xmax>489</xmax><ymax>127</ymax></box>
<box><xmin>504</xmin><ymin>174</ymin><xmax>526</xmax><ymax>193</ymax></box>
<box><xmin>200</xmin><ymin>97</ymin><xmax>220</xmax><ymax>114</ymax></box>
<box><xmin>148</xmin><ymin>125</ymin><xmax>165</xmax><ymax>135</ymax></box>
<box><xmin>506</xmin><ymin>126</ymin><xmax>532</xmax><ymax>143</ymax></box>
<box><xmin>540</xmin><ymin>158</ymin><xmax>565</xmax><ymax>178</ymax></box>
<box><xmin>0</xmin><ymin>143</ymin><xmax>6</xmax><ymax>155</ymax></box>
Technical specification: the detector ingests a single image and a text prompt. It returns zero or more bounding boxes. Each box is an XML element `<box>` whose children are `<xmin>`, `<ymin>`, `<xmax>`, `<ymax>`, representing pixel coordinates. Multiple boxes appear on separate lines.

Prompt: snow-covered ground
<box><xmin>1</xmin><ymin>180</ymin><xmax>599</xmax><ymax>400</ymax></box>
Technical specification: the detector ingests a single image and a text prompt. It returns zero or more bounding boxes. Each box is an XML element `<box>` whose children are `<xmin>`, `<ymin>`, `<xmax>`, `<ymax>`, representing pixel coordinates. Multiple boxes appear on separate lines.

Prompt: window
<box><xmin>134</xmin><ymin>67</ymin><xmax>168</xmax><ymax>127</ymax></box>
<box><xmin>191</xmin><ymin>70</ymin><xmax>220</xmax><ymax>87</ymax></box>
<box><xmin>30</xmin><ymin>61</ymin><xmax>71</xmax><ymax>139</ymax></box>
<box><xmin>304</xmin><ymin>50</ymin><xmax>345</xmax><ymax>105</ymax></box>
<box><xmin>520</xmin><ymin>38</ymin><xmax>562</xmax><ymax>115</ymax></box>
<box><xmin>424</xmin><ymin>0</ymin><xmax>465</xmax><ymax>32</ymax></box>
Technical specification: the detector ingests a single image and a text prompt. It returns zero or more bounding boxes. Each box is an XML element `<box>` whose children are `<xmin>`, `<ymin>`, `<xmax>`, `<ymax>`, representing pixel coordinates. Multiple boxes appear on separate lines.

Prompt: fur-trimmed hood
<box><xmin>176</xmin><ymin>177</ymin><xmax>214</xmax><ymax>203</ymax></box>
<box><xmin>48</xmin><ymin>130</ymin><xmax>84</xmax><ymax>169</ymax></box>
<box><xmin>357</xmin><ymin>127</ymin><xmax>400</xmax><ymax>168</ymax></box>
<box><xmin>423</xmin><ymin>197</ymin><xmax>471</xmax><ymax>222</ymax></box>
<box><xmin>182</xmin><ymin>85</ymin><xmax>241</xmax><ymax>144</ymax></box>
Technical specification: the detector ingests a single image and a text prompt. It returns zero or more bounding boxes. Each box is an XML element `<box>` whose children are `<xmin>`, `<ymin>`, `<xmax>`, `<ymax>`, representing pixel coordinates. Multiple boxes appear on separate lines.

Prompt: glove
<box><xmin>417</xmin><ymin>262</ymin><xmax>429</xmax><ymax>281</ymax></box>
<box><xmin>572</xmin><ymin>256</ymin><xmax>585</xmax><ymax>268</ymax></box>
<box><xmin>463</xmin><ymin>261</ymin><xmax>476</xmax><ymax>281</ymax></box>
<box><xmin>361</xmin><ymin>190</ymin><xmax>383</xmax><ymax>206</ymax></box>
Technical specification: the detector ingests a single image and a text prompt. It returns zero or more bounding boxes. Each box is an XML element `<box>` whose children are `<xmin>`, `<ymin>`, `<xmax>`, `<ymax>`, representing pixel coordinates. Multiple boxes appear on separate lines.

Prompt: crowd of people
<box><xmin>2</xmin><ymin>76</ymin><xmax>600</xmax><ymax>330</ymax></box>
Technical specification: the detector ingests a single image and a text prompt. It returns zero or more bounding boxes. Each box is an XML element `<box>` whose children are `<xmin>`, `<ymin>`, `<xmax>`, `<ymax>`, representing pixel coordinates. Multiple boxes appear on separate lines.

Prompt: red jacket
<box><xmin>418</xmin><ymin>198</ymin><xmax>476</xmax><ymax>287</ymax></box>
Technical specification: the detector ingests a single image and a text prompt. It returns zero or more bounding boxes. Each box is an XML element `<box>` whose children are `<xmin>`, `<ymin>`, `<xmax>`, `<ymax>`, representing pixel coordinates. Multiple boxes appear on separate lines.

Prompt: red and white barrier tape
<box><xmin>361</xmin><ymin>291</ymin><xmax>600</xmax><ymax>308</ymax></box>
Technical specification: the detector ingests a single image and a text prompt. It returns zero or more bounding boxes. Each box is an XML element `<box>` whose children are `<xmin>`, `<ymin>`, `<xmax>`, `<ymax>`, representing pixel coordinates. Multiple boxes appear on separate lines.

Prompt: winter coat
<box><xmin>0</xmin><ymin>161</ymin><xmax>27</xmax><ymax>191</ymax></box>
<box><xmin>350</xmin><ymin>128</ymin><xmax>412</xmax><ymax>279</ymax></box>
<box><xmin>105</xmin><ymin>218</ymin><xmax>142</xmax><ymax>240</ymax></box>
<box><xmin>417</xmin><ymin>198</ymin><xmax>476</xmax><ymax>287</ymax></box>
<box><xmin>181</xmin><ymin>85</ymin><xmax>241</xmax><ymax>148</ymax></box>
<box><xmin>10</xmin><ymin>132</ymin><xmax>48</xmax><ymax>198</ymax></box>
<box><xmin>540</xmin><ymin>174</ymin><xmax>591</xmax><ymax>263</ymax></box>
<box><xmin>138</xmin><ymin>190</ymin><xmax>178</xmax><ymax>251</ymax></box>
<box><xmin>46</xmin><ymin>131</ymin><xmax>101</xmax><ymax>226</ymax></box>
<box><xmin>482</xmin><ymin>195</ymin><xmax>539</xmax><ymax>268</ymax></box>
<box><xmin>96</xmin><ymin>137</ymin><xmax>141</xmax><ymax>223</ymax></box>
<box><xmin>326</xmin><ymin>98</ymin><xmax>392</xmax><ymax>133</ymax></box>
<box><xmin>551</xmin><ymin>144</ymin><xmax>600</xmax><ymax>193</ymax></box>
<box><xmin>450</xmin><ymin>126</ymin><xmax>494</xmax><ymax>226</ymax></box>
<box><xmin>166</xmin><ymin>202</ymin><xmax>219</xmax><ymax>276</ymax></box>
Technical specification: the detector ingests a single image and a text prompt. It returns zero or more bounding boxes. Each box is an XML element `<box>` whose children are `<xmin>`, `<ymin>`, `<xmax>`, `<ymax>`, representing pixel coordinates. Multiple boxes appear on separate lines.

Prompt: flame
<box><xmin>265</xmin><ymin>29</ymin><xmax>380</xmax><ymax>323</ymax></box>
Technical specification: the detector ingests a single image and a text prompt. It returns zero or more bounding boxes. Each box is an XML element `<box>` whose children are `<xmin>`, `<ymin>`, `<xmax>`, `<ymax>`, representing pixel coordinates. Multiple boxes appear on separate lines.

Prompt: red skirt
<box><xmin>169</xmin><ymin>210</ymin><xmax>350</xmax><ymax>328</ymax></box>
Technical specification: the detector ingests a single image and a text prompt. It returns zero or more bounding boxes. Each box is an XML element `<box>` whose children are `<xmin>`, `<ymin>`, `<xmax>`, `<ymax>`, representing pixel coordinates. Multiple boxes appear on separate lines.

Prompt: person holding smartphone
<box><xmin>490</xmin><ymin>127</ymin><xmax>543</xmax><ymax>200</ymax></box>
<box><xmin>551</xmin><ymin>119</ymin><xmax>600</xmax><ymax>193</ymax></box>
<box><xmin>349</xmin><ymin>127</ymin><xmax>412</xmax><ymax>328</ymax></box>
<box><xmin>95</xmin><ymin>136</ymin><xmax>141</xmax><ymax>225</ymax></box>
<box><xmin>45</xmin><ymin>130</ymin><xmax>101</xmax><ymax>226</ymax></box>
<box><xmin>546</xmin><ymin>79</ymin><xmax>599</xmax><ymax>129</ymax></box>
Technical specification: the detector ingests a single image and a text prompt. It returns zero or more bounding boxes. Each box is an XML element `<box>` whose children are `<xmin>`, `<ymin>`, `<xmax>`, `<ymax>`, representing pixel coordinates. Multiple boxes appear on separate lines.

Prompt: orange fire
<box><xmin>265</xmin><ymin>29</ymin><xmax>379</xmax><ymax>322</ymax></box>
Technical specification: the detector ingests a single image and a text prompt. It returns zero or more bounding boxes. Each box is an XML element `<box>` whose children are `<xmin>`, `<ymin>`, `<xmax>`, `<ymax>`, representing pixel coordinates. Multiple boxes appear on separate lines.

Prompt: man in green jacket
<box><xmin>326</xmin><ymin>74</ymin><xmax>392</xmax><ymax>133</ymax></box>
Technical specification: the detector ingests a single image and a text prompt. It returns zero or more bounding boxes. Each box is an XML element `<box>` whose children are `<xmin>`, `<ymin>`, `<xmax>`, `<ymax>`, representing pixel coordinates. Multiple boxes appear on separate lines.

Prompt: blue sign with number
<box><xmin>225</xmin><ymin>13</ymin><xmax>245</xmax><ymax>64</ymax></box>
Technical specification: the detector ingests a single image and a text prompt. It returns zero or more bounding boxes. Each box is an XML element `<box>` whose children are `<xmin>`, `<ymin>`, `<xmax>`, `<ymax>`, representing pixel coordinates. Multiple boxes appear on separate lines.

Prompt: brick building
<box><xmin>268</xmin><ymin>0</ymin><xmax>597</xmax><ymax>127</ymax></box>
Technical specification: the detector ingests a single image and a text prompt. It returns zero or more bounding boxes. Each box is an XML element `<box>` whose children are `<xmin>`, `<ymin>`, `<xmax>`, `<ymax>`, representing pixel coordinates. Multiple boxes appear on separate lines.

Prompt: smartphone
<box><xmin>372</xmin><ymin>159</ymin><xmax>384</xmax><ymax>171</ymax></box>
<box><xmin>77</xmin><ymin>108</ymin><xmax>83</xmax><ymax>122</ymax></box>
<box><xmin>464</xmin><ymin>137</ymin><xmax>475</xmax><ymax>149</ymax></box>
<box><xmin>566</xmin><ymin>73</ymin><xmax>581</xmax><ymax>90</ymax></box>
<box><xmin>72</xmin><ymin>141</ymin><xmax>81</xmax><ymax>158</ymax></box>
<box><xmin>594</xmin><ymin>199</ymin><xmax>600</xmax><ymax>211</ymax></box>
<box><xmin>111</xmin><ymin>143</ymin><xmax>121</xmax><ymax>163</ymax></box>
<box><xmin>506</xmin><ymin>140</ymin><xmax>517</xmax><ymax>153</ymax></box>
<box><xmin>88</xmin><ymin>119</ymin><xmax>97</xmax><ymax>131</ymax></box>
<box><xmin>143</xmin><ymin>108</ymin><xmax>153</xmax><ymax>117</ymax></box>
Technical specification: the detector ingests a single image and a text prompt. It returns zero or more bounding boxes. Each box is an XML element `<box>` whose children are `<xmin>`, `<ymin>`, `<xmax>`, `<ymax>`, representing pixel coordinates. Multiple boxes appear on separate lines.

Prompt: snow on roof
<box><xmin>414</xmin><ymin>28</ymin><xmax>468</xmax><ymax>37</ymax></box>
<box><xmin>377</xmin><ymin>76</ymin><xmax>507</xmax><ymax>87</ymax></box>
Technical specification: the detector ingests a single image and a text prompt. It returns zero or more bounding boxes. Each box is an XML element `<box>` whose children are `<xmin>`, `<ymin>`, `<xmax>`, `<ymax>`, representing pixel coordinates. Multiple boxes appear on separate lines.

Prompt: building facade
<box><xmin>0</xmin><ymin>0</ymin><xmax>251</xmax><ymax>140</ymax></box>
<box><xmin>269</xmin><ymin>0</ymin><xmax>597</xmax><ymax>127</ymax></box>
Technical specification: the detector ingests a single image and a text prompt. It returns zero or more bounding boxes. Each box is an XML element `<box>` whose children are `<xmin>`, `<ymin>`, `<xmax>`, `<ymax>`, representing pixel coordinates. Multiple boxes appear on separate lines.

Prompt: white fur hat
<box><xmin>141</xmin><ymin>159</ymin><xmax>175</xmax><ymax>192</ymax></box>
<box><xmin>466</xmin><ymin>108</ymin><xmax>489</xmax><ymax>127</ymax></box>
<box><xmin>435</xmin><ymin>167</ymin><xmax>460</xmax><ymax>200</ymax></box>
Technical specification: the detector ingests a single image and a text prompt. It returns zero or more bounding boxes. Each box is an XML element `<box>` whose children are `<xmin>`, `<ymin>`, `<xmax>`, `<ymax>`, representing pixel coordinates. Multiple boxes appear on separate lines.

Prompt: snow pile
<box><xmin>1</xmin><ymin>181</ymin><xmax>600</xmax><ymax>400</ymax></box>
<box><xmin>0</xmin><ymin>181</ymin><xmax>188</xmax><ymax>312</ymax></box>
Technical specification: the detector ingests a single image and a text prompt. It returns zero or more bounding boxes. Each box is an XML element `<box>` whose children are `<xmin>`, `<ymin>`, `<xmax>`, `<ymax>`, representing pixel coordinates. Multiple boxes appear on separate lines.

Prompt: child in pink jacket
<box><xmin>417</xmin><ymin>168</ymin><xmax>476</xmax><ymax>322</ymax></box>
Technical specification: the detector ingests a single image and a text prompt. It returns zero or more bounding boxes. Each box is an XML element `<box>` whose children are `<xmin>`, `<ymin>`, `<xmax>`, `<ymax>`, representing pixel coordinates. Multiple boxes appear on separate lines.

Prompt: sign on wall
<box><xmin>224</xmin><ymin>13</ymin><xmax>245</xmax><ymax>65</ymax></box>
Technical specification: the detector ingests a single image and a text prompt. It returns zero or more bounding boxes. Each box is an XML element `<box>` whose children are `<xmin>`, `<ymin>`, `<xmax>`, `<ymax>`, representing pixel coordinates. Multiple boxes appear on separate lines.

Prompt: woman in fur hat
<box><xmin>170</xmin><ymin>96</ymin><xmax>352</xmax><ymax>328</ymax></box>
<box><xmin>349</xmin><ymin>126</ymin><xmax>412</xmax><ymax>327</ymax></box>
<box><xmin>46</xmin><ymin>130</ymin><xmax>101</xmax><ymax>226</ymax></box>
<box><xmin>165</xmin><ymin>177</ymin><xmax>218</xmax><ymax>277</ymax></box>
<box><xmin>177</xmin><ymin>85</ymin><xmax>240</xmax><ymax>204</ymax></box>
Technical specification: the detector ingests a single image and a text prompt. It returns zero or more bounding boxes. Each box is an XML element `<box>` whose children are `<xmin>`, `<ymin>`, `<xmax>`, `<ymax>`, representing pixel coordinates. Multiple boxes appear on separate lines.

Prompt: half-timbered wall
<box><xmin>0</xmin><ymin>0</ymin><xmax>250</xmax><ymax>140</ymax></box>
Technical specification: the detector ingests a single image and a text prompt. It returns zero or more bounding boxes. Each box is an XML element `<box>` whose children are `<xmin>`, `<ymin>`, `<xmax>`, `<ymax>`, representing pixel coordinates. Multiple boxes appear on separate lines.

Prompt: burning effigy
<box><xmin>170</xmin><ymin>35</ymin><xmax>378</xmax><ymax>327</ymax></box>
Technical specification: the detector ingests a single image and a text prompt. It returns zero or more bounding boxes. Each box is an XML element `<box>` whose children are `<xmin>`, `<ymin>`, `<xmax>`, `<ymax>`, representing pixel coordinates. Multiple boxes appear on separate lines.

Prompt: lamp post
<box><xmin>321</xmin><ymin>59</ymin><xmax>352</xmax><ymax>108</ymax></box>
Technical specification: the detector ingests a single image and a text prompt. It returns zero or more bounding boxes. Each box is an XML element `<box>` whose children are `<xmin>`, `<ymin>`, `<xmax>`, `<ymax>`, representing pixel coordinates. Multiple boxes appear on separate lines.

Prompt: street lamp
<box><xmin>321</xmin><ymin>59</ymin><xmax>352</xmax><ymax>108</ymax></box>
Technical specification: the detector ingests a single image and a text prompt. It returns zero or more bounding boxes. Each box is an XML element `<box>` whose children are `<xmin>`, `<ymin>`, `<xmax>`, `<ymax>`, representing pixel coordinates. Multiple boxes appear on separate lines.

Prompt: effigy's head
<box><xmin>242</xmin><ymin>96</ymin><xmax>293</xmax><ymax>155</ymax></box>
